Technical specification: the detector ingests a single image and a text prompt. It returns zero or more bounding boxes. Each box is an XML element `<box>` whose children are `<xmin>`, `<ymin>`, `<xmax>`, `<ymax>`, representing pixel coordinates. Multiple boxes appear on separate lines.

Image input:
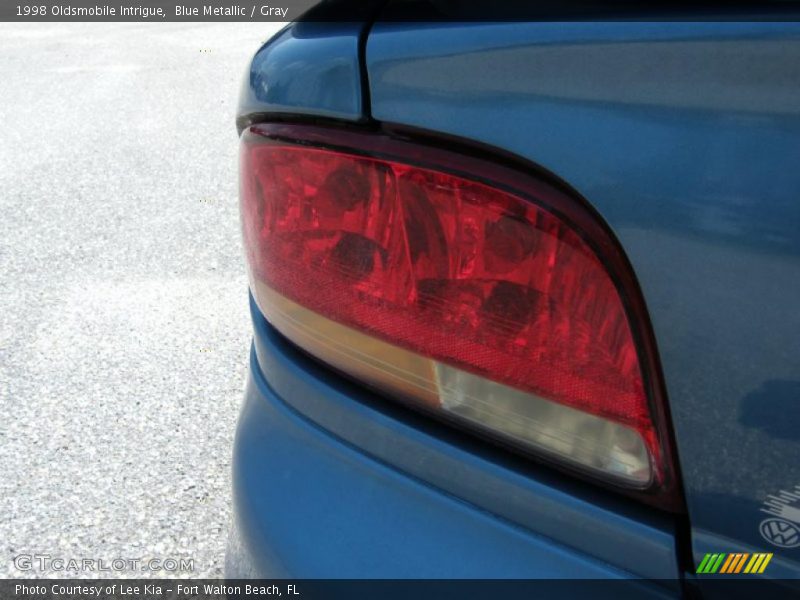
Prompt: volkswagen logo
<box><xmin>760</xmin><ymin>518</ymin><xmax>800</xmax><ymax>548</ymax></box>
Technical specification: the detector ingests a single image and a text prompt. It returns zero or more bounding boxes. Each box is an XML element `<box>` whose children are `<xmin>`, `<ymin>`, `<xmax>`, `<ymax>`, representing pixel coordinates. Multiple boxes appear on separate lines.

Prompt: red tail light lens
<box><xmin>241</xmin><ymin>123</ymin><xmax>678</xmax><ymax>505</ymax></box>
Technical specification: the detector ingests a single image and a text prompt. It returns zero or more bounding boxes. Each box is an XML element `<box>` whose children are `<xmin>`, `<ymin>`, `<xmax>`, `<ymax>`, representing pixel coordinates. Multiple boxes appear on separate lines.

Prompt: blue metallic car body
<box><xmin>239</xmin><ymin>21</ymin><xmax>365</xmax><ymax>122</ymax></box>
<box><xmin>231</xmin><ymin>15</ymin><xmax>800</xmax><ymax>589</ymax></box>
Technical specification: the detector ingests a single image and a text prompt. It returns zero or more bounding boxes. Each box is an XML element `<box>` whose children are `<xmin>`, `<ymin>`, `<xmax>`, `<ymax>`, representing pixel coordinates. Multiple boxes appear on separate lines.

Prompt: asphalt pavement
<box><xmin>0</xmin><ymin>23</ymin><xmax>284</xmax><ymax>578</ymax></box>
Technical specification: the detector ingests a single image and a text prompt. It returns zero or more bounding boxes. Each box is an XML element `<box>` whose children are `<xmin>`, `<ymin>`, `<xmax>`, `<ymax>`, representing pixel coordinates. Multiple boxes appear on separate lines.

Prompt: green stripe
<box><xmin>701</xmin><ymin>554</ymin><xmax>718</xmax><ymax>573</ymax></box>
<box><xmin>696</xmin><ymin>554</ymin><xmax>713</xmax><ymax>574</ymax></box>
<box><xmin>700</xmin><ymin>554</ymin><xmax>718</xmax><ymax>573</ymax></box>
<box><xmin>709</xmin><ymin>553</ymin><xmax>726</xmax><ymax>573</ymax></box>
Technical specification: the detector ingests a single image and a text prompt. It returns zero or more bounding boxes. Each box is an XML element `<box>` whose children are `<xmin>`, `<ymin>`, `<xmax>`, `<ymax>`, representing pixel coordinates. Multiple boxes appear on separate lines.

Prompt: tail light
<box><xmin>240</xmin><ymin>123</ymin><xmax>680</xmax><ymax>508</ymax></box>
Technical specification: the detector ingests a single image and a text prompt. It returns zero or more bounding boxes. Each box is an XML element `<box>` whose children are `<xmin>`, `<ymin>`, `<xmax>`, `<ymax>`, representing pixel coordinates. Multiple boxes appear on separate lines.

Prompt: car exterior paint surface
<box><xmin>232</xmin><ymin>17</ymin><xmax>800</xmax><ymax>588</ymax></box>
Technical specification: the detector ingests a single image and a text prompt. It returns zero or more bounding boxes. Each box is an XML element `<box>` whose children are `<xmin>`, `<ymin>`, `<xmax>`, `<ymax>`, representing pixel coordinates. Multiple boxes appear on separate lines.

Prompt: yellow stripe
<box><xmin>720</xmin><ymin>554</ymin><xmax>736</xmax><ymax>573</ymax></box>
<box><xmin>758</xmin><ymin>553</ymin><xmax>773</xmax><ymax>574</ymax></box>
<box><xmin>744</xmin><ymin>554</ymin><xmax>760</xmax><ymax>573</ymax></box>
<box><xmin>734</xmin><ymin>553</ymin><xmax>749</xmax><ymax>573</ymax></box>
<box><xmin>750</xmin><ymin>554</ymin><xmax>766</xmax><ymax>573</ymax></box>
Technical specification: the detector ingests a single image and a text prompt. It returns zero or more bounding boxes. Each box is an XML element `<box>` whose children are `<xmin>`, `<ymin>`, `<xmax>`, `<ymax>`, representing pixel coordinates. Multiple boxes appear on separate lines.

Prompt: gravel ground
<box><xmin>0</xmin><ymin>23</ymin><xmax>284</xmax><ymax>578</ymax></box>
